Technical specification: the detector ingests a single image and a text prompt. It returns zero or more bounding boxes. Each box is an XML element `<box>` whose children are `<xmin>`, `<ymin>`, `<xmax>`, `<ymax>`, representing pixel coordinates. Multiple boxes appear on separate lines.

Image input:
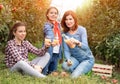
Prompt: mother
<box><xmin>61</xmin><ymin>10</ymin><xmax>95</xmax><ymax>78</ymax></box>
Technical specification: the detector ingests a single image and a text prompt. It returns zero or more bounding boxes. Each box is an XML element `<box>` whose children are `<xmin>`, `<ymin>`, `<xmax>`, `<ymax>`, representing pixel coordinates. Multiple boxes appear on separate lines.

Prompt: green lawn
<box><xmin>0</xmin><ymin>51</ymin><xmax>120</xmax><ymax>84</ymax></box>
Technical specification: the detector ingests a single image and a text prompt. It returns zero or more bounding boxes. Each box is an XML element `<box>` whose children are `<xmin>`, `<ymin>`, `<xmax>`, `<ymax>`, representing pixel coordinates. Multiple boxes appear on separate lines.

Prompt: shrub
<box><xmin>95</xmin><ymin>32</ymin><xmax>120</xmax><ymax>67</ymax></box>
<box><xmin>0</xmin><ymin>0</ymin><xmax>51</xmax><ymax>50</ymax></box>
<box><xmin>76</xmin><ymin>0</ymin><xmax>120</xmax><ymax>50</ymax></box>
<box><xmin>9</xmin><ymin>0</ymin><xmax>51</xmax><ymax>43</ymax></box>
<box><xmin>0</xmin><ymin>1</ymin><xmax>13</xmax><ymax>50</ymax></box>
<box><xmin>76</xmin><ymin>0</ymin><xmax>120</xmax><ymax>67</ymax></box>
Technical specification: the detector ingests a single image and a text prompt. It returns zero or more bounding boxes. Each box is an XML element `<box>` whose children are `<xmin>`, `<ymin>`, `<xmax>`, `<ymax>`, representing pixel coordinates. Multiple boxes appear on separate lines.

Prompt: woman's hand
<box><xmin>65</xmin><ymin>39</ymin><xmax>76</xmax><ymax>48</ymax></box>
<box><xmin>67</xmin><ymin>59</ymin><xmax>73</xmax><ymax>66</ymax></box>
<box><xmin>70</xmin><ymin>38</ymin><xmax>81</xmax><ymax>47</ymax></box>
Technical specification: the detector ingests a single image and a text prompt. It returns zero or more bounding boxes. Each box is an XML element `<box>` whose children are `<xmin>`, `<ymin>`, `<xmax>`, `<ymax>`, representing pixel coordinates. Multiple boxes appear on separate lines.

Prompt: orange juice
<box><xmin>65</xmin><ymin>39</ymin><xmax>75</xmax><ymax>48</ymax></box>
<box><xmin>53</xmin><ymin>39</ymin><xmax>59</xmax><ymax>45</ymax></box>
<box><xmin>45</xmin><ymin>38</ymin><xmax>51</xmax><ymax>44</ymax></box>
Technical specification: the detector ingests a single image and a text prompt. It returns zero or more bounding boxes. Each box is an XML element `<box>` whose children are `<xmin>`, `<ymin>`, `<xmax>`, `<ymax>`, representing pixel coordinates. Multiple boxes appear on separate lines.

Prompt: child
<box><xmin>42</xmin><ymin>7</ymin><xmax>62</xmax><ymax>75</ymax></box>
<box><xmin>5</xmin><ymin>22</ymin><xmax>51</xmax><ymax>78</ymax></box>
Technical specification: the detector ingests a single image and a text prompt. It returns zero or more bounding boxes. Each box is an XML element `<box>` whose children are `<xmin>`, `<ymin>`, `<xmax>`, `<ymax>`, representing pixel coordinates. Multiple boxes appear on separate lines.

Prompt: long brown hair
<box><xmin>7</xmin><ymin>22</ymin><xmax>26</xmax><ymax>41</ymax></box>
<box><xmin>61</xmin><ymin>10</ymin><xmax>78</xmax><ymax>33</ymax></box>
<box><xmin>46</xmin><ymin>6</ymin><xmax>59</xmax><ymax>20</ymax></box>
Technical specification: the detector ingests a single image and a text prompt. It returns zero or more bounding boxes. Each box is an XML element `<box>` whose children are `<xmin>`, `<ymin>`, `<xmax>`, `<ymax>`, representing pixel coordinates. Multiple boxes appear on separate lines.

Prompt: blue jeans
<box><xmin>42</xmin><ymin>53</ymin><xmax>59</xmax><ymax>75</ymax></box>
<box><xmin>62</xmin><ymin>46</ymin><xmax>94</xmax><ymax>78</ymax></box>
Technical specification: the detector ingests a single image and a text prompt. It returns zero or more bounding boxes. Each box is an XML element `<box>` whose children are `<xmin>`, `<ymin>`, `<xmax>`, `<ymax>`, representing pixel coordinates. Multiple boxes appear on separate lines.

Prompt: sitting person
<box><xmin>4</xmin><ymin>22</ymin><xmax>51</xmax><ymax>78</ymax></box>
<box><xmin>61</xmin><ymin>10</ymin><xmax>95</xmax><ymax>78</ymax></box>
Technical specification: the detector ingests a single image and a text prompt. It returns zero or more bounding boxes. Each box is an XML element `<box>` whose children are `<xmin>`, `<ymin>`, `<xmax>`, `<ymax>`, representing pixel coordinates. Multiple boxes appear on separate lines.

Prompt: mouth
<box><xmin>67</xmin><ymin>24</ymin><xmax>72</xmax><ymax>27</ymax></box>
<box><xmin>20</xmin><ymin>36</ymin><xmax>26</xmax><ymax>39</ymax></box>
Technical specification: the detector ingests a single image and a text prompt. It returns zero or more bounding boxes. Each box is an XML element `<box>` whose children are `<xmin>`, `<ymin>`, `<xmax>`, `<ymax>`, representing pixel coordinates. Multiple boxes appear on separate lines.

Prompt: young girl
<box><xmin>42</xmin><ymin>7</ymin><xmax>62</xmax><ymax>75</ymax></box>
<box><xmin>5</xmin><ymin>22</ymin><xmax>51</xmax><ymax>78</ymax></box>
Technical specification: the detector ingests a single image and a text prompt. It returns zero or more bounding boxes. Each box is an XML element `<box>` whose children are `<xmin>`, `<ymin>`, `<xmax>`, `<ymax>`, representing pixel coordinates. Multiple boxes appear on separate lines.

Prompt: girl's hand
<box><xmin>45</xmin><ymin>38</ymin><xmax>51</xmax><ymax>48</ymax></box>
<box><xmin>34</xmin><ymin>65</ymin><xmax>42</xmax><ymax>73</ymax></box>
<box><xmin>51</xmin><ymin>39</ymin><xmax>59</xmax><ymax>47</ymax></box>
<box><xmin>45</xmin><ymin>42</ymin><xmax>51</xmax><ymax>48</ymax></box>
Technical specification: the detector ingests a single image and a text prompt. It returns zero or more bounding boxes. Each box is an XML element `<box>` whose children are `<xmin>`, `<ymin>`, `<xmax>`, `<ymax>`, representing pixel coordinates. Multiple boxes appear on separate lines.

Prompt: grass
<box><xmin>0</xmin><ymin>51</ymin><xmax>120</xmax><ymax>84</ymax></box>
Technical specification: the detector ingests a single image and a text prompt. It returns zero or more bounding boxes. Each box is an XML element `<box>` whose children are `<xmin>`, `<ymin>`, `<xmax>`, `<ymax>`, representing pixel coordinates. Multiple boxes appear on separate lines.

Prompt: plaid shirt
<box><xmin>5</xmin><ymin>39</ymin><xmax>47</xmax><ymax>68</ymax></box>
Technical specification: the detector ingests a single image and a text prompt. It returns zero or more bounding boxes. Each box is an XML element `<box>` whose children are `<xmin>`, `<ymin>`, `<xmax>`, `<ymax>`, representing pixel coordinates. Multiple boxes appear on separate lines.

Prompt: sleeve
<box><xmin>63</xmin><ymin>39</ymin><xmax>71</xmax><ymax>60</ymax></box>
<box><xmin>80</xmin><ymin>28</ymin><xmax>89</xmax><ymax>49</ymax></box>
<box><xmin>43</xmin><ymin>23</ymin><xmax>54</xmax><ymax>39</ymax></box>
<box><xmin>25</xmin><ymin>41</ymin><xmax>47</xmax><ymax>56</ymax></box>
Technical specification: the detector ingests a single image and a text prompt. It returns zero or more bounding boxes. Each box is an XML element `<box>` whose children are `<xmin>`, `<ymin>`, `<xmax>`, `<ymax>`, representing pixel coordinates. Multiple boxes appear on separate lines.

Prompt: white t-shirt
<box><xmin>53</xmin><ymin>33</ymin><xmax>60</xmax><ymax>53</ymax></box>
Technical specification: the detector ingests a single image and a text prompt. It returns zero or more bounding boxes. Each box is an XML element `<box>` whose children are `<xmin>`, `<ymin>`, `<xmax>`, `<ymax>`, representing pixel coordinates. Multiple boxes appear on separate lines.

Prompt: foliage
<box><xmin>76</xmin><ymin>0</ymin><xmax>120</xmax><ymax>67</ymax></box>
<box><xmin>0</xmin><ymin>0</ymin><xmax>13</xmax><ymax>49</ymax></box>
<box><xmin>0</xmin><ymin>0</ymin><xmax>51</xmax><ymax>50</ymax></box>
<box><xmin>95</xmin><ymin>32</ymin><xmax>120</xmax><ymax>67</ymax></box>
<box><xmin>76</xmin><ymin>0</ymin><xmax>120</xmax><ymax>49</ymax></box>
<box><xmin>9</xmin><ymin>0</ymin><xmax>51</xmax><ymax>43</ymax></box>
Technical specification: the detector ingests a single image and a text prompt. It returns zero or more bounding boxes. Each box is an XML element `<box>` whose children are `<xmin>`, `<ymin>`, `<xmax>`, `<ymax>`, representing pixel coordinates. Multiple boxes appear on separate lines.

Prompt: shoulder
<box><xmin>5</xmin><ymin>40</ymin><xmax>16</xmax><ymax>50</ymax></box>
<box><xmin>7</xmin><ymin>40</ymin><xmax>15</xmax><ymax>46</ymax></box>
<box><xmin>77</xmin><ymin>26</ymin><xmax>87</xmax><ymax>33</ymax></box>
<box><xmin>22</xmin><ymin>40</ymin><xmax>31</xmax><ymax>45</ymax></box>
<box><xmin>78</xmin><ymin>26</ymin><xmax>86</xmax><ymax>31</ymax></box>
<box><xmin>44</xmin><ymin>22</ymin><xmax>53</xmax><ymax>28</ymax></box>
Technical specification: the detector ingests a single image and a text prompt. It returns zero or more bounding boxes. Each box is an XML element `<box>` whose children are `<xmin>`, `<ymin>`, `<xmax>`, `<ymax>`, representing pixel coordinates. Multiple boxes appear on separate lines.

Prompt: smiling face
<box><xmin>65</xmin><ymin>15</ymin><xmax>75</xmax><ymax>29</ymax></box>
<box><xmin>61</xmin><ymin>10</ymin><xmax>78</xmax><ymax>33</ymax></box>
<box><xmin>13</xmin><ymin>26</ymin><xmax>26</xmax><ymax>42</ymax></box>
<box><xmin>46</xmin><ymin>7</ymin><xmax>58</xmax><ymax>23</ymax></box>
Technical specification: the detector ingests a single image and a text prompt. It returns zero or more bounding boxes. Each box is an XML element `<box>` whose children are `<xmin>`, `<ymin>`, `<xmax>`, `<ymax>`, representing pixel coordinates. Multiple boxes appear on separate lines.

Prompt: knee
<box><xmin>17</xmin><ymin>60</ymin><xmax>26</xmax><ymax>66</ymax></box>
<box><xmin>62</xmin><ymin>61</ymin><xmax>70</xmax><ymax>71</ymax></box>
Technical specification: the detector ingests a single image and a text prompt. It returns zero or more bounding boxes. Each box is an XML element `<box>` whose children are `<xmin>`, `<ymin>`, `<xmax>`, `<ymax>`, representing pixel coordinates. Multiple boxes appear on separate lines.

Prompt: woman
<box><xmin>5</xmin><ymin>22</ymin><xmax>50</xmax><ymax>78</ymax></box>
<box><xmin>61</xmin><ymin>10</ymin><xmax>95</xmax><ymax>78</ymax></box>
<box><xmin>42</xmin><ymin>7</ymin><xmax>63</xmax><ymax>75</ymax></box>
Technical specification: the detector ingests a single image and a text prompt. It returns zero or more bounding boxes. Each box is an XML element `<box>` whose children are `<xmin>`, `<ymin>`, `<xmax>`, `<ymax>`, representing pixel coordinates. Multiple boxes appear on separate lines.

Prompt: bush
<box><xmin>95</xmin><ymin>32</ymin><xmax>120</xmax><ymax>67</ymax></box>
<box><xmin>0</xmin><ymin>0</ymin><xmax>51</xmax><ymax>50</ymax></box>
<box><xmin>76</xmin><ymin>0</ymin><xmax>120</xmax><ymax>47</ymax></box>
<box><xmin>0</xmin><ymin>1</ymin><xmax>13</xmax><ymax>50</ymax></box>
<box><xmin>76</xmin><ymin>0</ymin><xmax>120</xmax><ymax>67</ymax></box>
<box><xmin>9</xmin><ymin>0</ymin><xmax>51</xmax><ymax>43</ymax></box>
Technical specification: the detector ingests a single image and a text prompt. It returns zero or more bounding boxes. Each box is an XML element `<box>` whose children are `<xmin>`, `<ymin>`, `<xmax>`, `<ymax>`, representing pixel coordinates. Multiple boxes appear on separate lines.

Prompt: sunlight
<box><xmin>67</xmin><ymin>0</ymin><xmax>85</xmax><ymax>9</ymax></box>
<box><xmin>50</xmin><ymin>0</ymin><xmax>92</xmax><ymax>19</ymax></box>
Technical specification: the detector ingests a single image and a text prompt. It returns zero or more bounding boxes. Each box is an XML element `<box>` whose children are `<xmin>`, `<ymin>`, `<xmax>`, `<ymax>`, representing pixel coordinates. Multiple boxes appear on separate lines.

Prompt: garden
<box><xmin>0</xmin><ymin>0</ymin><xmax>120</xmax><ymax>84</ymax></box>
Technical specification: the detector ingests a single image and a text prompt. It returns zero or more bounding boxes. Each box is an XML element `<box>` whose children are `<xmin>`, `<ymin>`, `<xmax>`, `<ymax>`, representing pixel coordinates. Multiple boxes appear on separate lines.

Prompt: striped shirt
<box><xmin>5</xmin><ymin>39</ymin><xmax>47</xmax><ymax>68</ymax></box>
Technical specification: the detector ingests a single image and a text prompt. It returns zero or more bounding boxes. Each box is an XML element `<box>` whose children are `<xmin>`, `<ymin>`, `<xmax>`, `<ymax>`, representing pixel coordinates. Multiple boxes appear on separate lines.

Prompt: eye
<box><xmin>50</xmin><ymin>12</ymin><xmax>53</xmax><ymax>14</ymax></box>
<box><xmin>55</xmin><ymin>12</ymin><xmax>58</xmax><ymax>15</ymax></box>
<box><xmin>18</xmin><ymin>30</ymin><xmax>23</xmax><ymax>33</ymax></box>
<box><xmin>23</xmin><ymin>30</ymin><xmax>26</xmax><ymax>33</ymax></box>
<box><xmin>69</xmin><ymin>18</ymin><xmax>73</xmax><ymax>20</ymax></box>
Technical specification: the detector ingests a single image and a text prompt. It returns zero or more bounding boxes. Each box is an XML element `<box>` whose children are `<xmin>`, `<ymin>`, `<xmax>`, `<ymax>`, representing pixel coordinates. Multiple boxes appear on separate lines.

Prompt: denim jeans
<box><xmin>62</xmin><ymin>46</ymin><xmax>94</xmax><ymax>78</ymax></box>
<box><xmin>42</xmin><ymin>53</ymin><xmax>59</xmax><ymax>75</ymax></box>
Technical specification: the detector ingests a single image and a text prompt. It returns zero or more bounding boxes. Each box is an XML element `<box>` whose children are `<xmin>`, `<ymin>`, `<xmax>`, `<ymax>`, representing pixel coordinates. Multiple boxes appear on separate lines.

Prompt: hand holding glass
<box><xmin>45</xmin><ymin>38</ymin><xmax>51</xmax><ymax>48</ymax></box>
<box><xmin>51</xmin><ymin>39</ymin><xmax>59</xmax><ymax>47</ymax></box>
